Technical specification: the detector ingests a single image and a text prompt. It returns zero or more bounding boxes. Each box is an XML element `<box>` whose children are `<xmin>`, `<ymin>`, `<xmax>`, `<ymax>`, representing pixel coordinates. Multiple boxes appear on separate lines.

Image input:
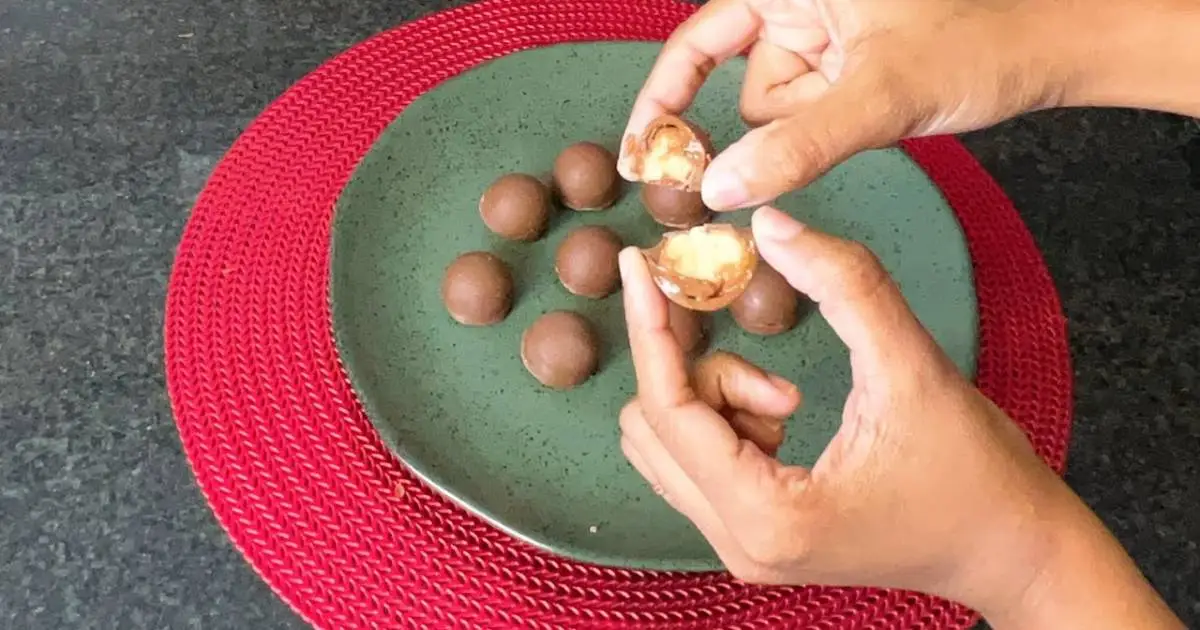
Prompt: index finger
<box><xmin>620</xmin><ymin>250</ymin><xmax>800</xmax><ymax>524</ymax></box>
<box><xmin>618</xmin><ymin>247</ymin><xmax>695</xmax><ymax>411</ymax></box>
<box><xmin>621</xmin><ymin>0</ymin><xmax>762</xmax><ymax>139</ymax></box>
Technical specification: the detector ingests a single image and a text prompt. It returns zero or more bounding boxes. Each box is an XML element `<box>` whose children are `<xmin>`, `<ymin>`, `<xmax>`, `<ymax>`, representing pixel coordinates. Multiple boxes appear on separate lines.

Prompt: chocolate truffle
<box><xmin>642</xmin><ymin>224</ymin><xmax>758</xmax><ymax>312</ymax></box>
<box><xmin>730</xmin><ymin>262</ymin><xmax>800</xmax><ymax>335</ymax></box>
<box><xmin>555</xmin><ymin>226</ymin><xmax>623</xmax><ymax>298</ymax></box>
<box><xmin>441</xmin><ymin>251</ymin><xmax>514</xmax><ymax>326</ymax></box>
<box><xmin>479</xmin><ymin>173</ymin><xmax>552</xmax><ymax>241</ymax></box>
<box><xmin>619</xmin><ymin>114</ymin><xmax>714</xmax><ymax>192</ymax></box>
<box><xmin>667</xmin><ymin>302</ymin><xmax>708</xmax><ymax>356</ymax></box>
<box><xmin>553</xmin><ymin>142</ymin><xmax>621</xmax><ymax>211</ymax></box>
<box><xmin>641</xmin><ymin>184</ymin><xmax>710</xmax><ymax>228</ymax></box>
<box><xmin>521</xmin><ymin>310</ymin><xmax>600</xmax><ymax>390</ymax></box>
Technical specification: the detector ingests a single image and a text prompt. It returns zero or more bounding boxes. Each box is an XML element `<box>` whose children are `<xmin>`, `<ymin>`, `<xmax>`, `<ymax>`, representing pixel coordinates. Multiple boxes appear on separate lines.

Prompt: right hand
<box><xmin>619</xmin><ymin>0</ymin><xmax>1073</xmax><ymax>210</ymax></box>
<box><xmin>618</xmin><ymin>207</ymin><xmax>1184</xmax><ymax>629</ymax></box>
<box><xmin>618</xmin><ymin>206</ymin><xmax>1069</xmax><ymax>612</ymax></box>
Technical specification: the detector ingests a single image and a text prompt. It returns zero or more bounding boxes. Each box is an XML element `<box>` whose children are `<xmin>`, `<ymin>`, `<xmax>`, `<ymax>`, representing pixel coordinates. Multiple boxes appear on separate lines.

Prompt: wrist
<box><xmin>965</xmin><ymin>483</ymin><xmax>1183</xmax><ymax>630</ymax></box>
<box><xmin>933</xmin><ymin>468</ymin><xmax>1077</xmax><ymax>624</ymax></box>
<box><xmin>1032</xmin><ymin>0</ymin><xmax>1200</xmax><ymax>116</ymax></box>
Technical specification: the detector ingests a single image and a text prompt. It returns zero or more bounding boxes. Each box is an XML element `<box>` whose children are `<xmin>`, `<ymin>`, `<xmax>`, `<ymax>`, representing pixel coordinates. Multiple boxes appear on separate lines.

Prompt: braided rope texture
<box><xmin>164</xmin><ymin>0</ymin><xmax>1073</xmax><ymax>627</ymax></box>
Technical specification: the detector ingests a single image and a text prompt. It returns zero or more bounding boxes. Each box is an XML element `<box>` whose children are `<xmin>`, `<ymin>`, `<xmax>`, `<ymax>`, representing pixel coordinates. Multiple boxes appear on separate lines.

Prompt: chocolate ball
<box><xmin>553</xmin><ymin>142</ymin><xmax>621</xmax><ymax>211</ymax></box>
<box><xmin>554</xmin><ymin>225</ymin><xmax>623</xmax><ymax>298</ymax></box>
<box><xmin>729</xmin><ymin>262</ymin><xmax>799</xmax><ymax>335</ymax></box>
<box><xmin>441</xmin><ymin>251</ymin><xmax>514</xmax><ymax>326</ymax></box>
<box><xmin>479</xmin><ymin>173</ymin><xmax>552</xmax><ymax>241</ymax></box>
<box><xmin>667</xmin><ymin>302</ymin><xmax>708</xmax><ymax>356</ymax></box>
<box><xmin>641</xmin><ymin>184</ymin><xmax>710</xmax><ymax>228</ymax></box>
<box><xmin>521</xmin><ymin>310</ymin><xmax>600</xmax><ymax>390</ymax></box>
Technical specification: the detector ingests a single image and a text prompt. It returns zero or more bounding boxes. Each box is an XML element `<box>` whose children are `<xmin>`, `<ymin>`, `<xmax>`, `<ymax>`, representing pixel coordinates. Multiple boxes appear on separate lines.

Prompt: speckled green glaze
<box><xmin>329</xmin><ymin>42</ymin><xmax>978</xmax><ymax>571</ymax></box>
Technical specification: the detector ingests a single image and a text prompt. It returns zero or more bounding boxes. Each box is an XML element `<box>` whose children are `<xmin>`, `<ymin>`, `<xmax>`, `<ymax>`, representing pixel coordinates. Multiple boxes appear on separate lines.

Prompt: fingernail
<box><xmin>702</xmin><ymin>167</ymin><xmax>751</xmax><ymax>209</ymax></box>
<box><xmin>753</xmin><ymin>206</ymin><xmax>805</xmax><ymax>242</ymax></box>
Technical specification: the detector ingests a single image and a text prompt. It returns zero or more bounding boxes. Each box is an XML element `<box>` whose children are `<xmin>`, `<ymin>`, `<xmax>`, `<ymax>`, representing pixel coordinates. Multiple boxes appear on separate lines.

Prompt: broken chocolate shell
<box><xmin>620</xmin><ymin>114</ymin><xmax>714</xmax><ymax>192</ymax></box>
<box><xmin>641</xmin><ymin>223</ymin><xmax>758</xmax><ymax>312</ymax></box>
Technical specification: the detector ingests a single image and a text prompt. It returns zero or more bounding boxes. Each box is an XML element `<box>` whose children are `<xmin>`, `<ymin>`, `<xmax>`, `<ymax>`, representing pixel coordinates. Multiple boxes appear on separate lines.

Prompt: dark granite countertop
<box><xmin>2</xmin><ymin>0</ymin><xmax>1198</xmax><ymax>627</ymax></box>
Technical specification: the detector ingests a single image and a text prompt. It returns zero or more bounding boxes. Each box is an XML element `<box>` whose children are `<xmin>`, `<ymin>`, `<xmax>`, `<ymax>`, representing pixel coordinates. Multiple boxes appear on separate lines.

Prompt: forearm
<box><xmin>1044</xmin><ymin>0</ymin><xmax>1200</xmax><ymax>117</ymax></box>
<box><xmin>979</xmin><ymin>492</ymin><xmax>1183</xmax><ymax>630</ymax></box>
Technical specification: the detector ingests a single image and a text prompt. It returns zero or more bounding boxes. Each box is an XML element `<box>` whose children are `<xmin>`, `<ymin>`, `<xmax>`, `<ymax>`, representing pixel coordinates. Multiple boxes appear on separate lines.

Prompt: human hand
<box><xmin>616</xmin><ymin>206</ymin><xmax>1186</xmax><ymax>627</ymax></box>
<box><xmin>618</xmin><ymin>0</ymin><xmax>1073</xmax><ymax>210</ymax></box>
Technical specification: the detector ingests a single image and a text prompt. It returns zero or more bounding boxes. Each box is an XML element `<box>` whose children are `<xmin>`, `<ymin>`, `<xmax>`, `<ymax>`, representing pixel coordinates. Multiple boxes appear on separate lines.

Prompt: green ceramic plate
<box><xmin>330</xmin><ymin>42</ymin><xmax>978</xmax><ymax>571</ymax></box>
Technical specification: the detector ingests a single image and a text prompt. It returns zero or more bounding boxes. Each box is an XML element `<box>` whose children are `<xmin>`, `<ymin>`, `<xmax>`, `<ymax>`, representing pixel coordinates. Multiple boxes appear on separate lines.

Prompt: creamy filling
<box><xmin>660</xmin><ymin>227</ymin><xmax>747</xmax><ymax>282</ymax></box>
<box><xmin>641</xmin><ymin>130</ymin><xmax>700</xmax><ymax>183</ymax></box>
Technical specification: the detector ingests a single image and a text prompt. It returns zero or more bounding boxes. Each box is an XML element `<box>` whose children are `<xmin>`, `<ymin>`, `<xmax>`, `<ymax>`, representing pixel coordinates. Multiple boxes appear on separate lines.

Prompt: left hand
<box><xmin>617</xmin><ymin>0</ymin><xmax>1072</xmax><ymax>211</ymax></box>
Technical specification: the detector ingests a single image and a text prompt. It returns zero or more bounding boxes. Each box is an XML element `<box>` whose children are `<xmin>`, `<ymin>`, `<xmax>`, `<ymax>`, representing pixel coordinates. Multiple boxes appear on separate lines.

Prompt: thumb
<box><xmin>750</xmin><ymin>206</ymin><xmax>934</xmax><ymax>369</ymax></box>
<box><xmin>702</xmin><ymin>68</ymin><xmax>912</xmax><ymax>210</ymax></box>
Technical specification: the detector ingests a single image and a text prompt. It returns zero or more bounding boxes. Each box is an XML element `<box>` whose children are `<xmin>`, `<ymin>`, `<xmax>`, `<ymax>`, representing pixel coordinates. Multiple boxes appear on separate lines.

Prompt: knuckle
<box><xmin>739</xmin><ymin>532</ymin><xmax>790</xmax><ymax>568</ymax></box>
<box><xmin>848</xmin><ymin>55</ymin><xmax>925</xmax><ymax>139</ymax></box>
<box><xmin>725</xmin><ymin>562</ymin><xmax>755</xmax><ymax>582</ymax></box>
<box><xmin>727</xmin><ymin>562</ymin><xmax>787</xmax><ymax>586</ymax></box>
<box><xmin>842</xmin><ymin>240</ymin><xmax>880</xmax><ymax>269</ymax></box>
<box><xmin>618</xmin><ymin>400</ymin><xmax>642</xmax><ymax>434</ymax></box>
<box><xmin>738</xmin><ymin>94</ymin><xmax>773</xmax><ymax>129</ymax></box>
<box><xmin>658</xmin><ymin>490</ymin><xmax>685</xmax><ymax>514</ymax></box>
<box><xmin>695</xmin><ymin>350</ymin><xmax>737</xmax><ymax>373</ymax></box>
<box><xmin>837</xmin><ymin>241</ymin><xmax>889</xmax><ymax>296</ymax></box>
<box><xmin>740</xmin><ymin>526</ymin><xmax>813</xmax><ymax>569</ymax></box>
<box><xmin>694</xmin><ymin>351</ymin><xmax>760</xmax><ymax>407</ymax></box>
<box><xmin>862</xmin><ymin>65</ymin><xmax>907</xmax><ymax>112</ymax></box>
<box><xmin>740</xmin><ymin>110</ymin><xmax>772</xmax><ymax>130</ymax></box>
<box><xmin>765</xmin><ymin>127</ymin><xmax>832</xmax><ymax>190</ymax></box>
<box><xmin>736</xmin><ymin>516</ymin><xmax>796</xmax><ymax>567</ymax></box>
<box><xmin>734</xmin><ymin>499</ymin><xmax>814</xmax><ymax>568</ymax></box>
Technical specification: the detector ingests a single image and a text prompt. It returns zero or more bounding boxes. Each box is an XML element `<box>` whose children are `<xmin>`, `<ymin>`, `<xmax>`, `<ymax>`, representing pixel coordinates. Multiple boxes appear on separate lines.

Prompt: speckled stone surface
<box><xmin>329</xmin><ymin>43</ymin><xmax>976</xmax><ymax>571</ymax></box>
<box><xmin>0</xmin><ymin>0</ymin><xmax>1197</xmax><ymax>627</ymax></box>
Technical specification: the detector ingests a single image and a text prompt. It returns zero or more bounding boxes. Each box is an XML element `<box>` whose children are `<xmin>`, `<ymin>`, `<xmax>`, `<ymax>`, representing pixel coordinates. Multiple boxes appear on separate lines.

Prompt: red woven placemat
<box><xmin>164</xmin><ymin>0</ymin><xmax>1073</xmax><ymax>627</ymax></box>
